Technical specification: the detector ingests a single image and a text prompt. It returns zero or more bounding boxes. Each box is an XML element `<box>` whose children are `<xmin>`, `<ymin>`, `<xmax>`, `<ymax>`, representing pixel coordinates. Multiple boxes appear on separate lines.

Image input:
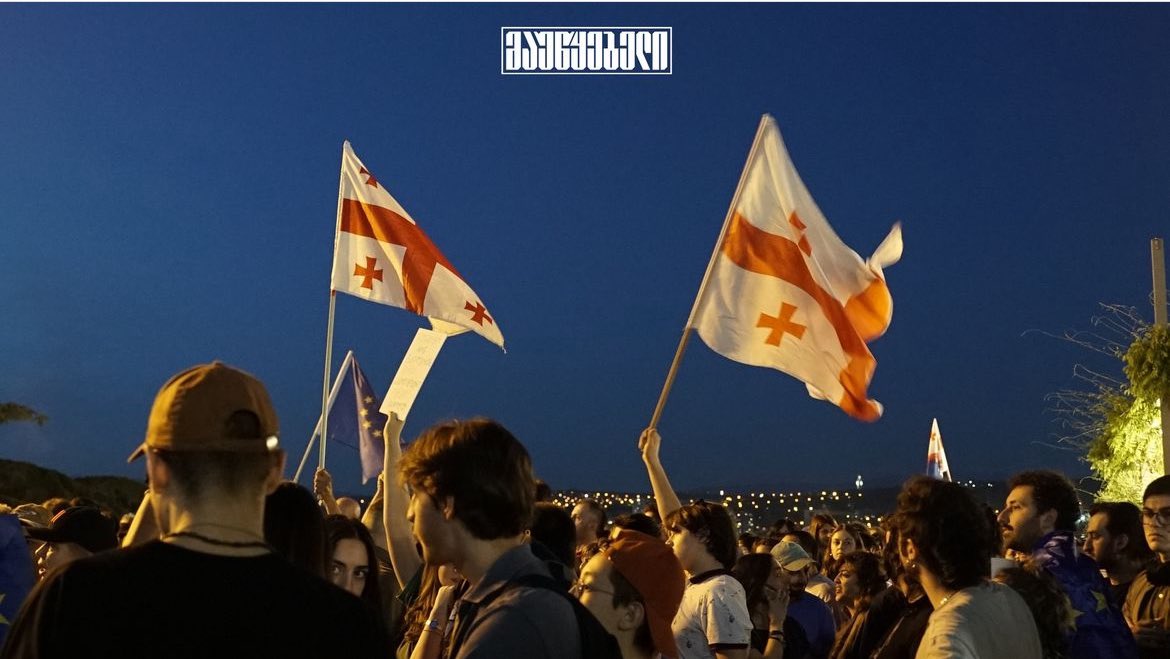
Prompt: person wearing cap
<box><xmin>26</xmin><ymin>506</ymin><xmax>118</xmax><ymax>578</ymax></box>
<box><xmin>772</xmin><ymin>540</ymin><xmax>836</xmax><ymax>659</ymax></box>
<box><xmin>575</xmin><ymin>529</ymin><xmax>686</xmax><ymax>659</ymax></box>
<box><xmin>1</xmin><ymin>361</ymin><xmax>388</xmax><ymax>659</ymax></box>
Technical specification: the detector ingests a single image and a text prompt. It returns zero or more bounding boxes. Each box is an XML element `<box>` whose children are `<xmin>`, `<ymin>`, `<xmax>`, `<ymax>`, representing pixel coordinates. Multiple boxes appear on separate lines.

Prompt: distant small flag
<box><xmin>326</xmin><ymin>355</ymin><xmax>389</xmax><ymax>484</ymax></box>
<box><xmin>926</xmin><ymin>418</ymin><xmax>952</xmax><ymax>482</ymax></box>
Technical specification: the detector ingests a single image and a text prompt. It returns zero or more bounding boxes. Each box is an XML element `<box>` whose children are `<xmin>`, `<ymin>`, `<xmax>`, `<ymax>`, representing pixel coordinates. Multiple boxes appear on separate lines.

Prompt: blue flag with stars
<box><xmin>0</xmin><ymin>514</ymin><xmax>36</xmax><ymax>647</ymax></box>
<box><xmin>327</xmin><ymin>355</ymin><xmax>388</xmax><ymax>484</ymax></box>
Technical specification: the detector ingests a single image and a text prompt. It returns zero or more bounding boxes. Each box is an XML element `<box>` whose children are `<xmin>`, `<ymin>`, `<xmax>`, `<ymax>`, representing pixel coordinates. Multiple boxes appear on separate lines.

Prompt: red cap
<box><xmin>604</xmin><ymin>529</ymin><xmax>685</xmax><ymax>658</ymax></box>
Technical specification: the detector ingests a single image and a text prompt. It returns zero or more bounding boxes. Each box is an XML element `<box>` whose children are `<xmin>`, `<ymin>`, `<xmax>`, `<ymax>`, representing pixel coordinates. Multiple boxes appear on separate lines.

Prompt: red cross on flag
<box><xmin>692</xmin><ymin>116</ymin><xmax>901</xmax><ymax>420</ymax></box>
<box><xmin>329</xmin><ymin>142</ymin><xmax>504</xmax><ymax>349</ymax></box>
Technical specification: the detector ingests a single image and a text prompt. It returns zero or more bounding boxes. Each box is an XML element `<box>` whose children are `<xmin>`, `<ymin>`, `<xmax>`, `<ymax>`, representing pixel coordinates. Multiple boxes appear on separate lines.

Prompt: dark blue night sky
<box><xmin>3</xmin><ymin>4</ymin><xmax>1170</xmax><ymax>495</ymax></box>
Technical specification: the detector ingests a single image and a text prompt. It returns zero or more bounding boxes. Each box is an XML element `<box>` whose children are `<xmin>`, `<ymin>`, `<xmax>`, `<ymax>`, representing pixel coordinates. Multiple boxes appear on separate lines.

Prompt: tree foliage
<box><xmin>1047</xmin><ymin>305</ymin><xmax>1166</xmax><ymax>503</ymax></box>
<box><xmin>0</xmin><ymin>402</ymin><xmax>47</xmax><ymax>426</ymax></box>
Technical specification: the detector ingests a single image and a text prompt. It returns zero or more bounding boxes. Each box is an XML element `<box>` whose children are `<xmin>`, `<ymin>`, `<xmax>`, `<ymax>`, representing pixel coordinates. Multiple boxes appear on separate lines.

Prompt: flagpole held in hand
<box><xmin>648</xmin><ymin>115</ymin><xmax>772</xmax><ymax>429</ymax></box>
<box><xmin>319</xmin><ymin>142</ymin><xmax>349</xmax><ymax>471</ymax></box>
<box><xmin>295</xmin><ymin>351</ymin><xmax>354</xmax><ymax>483</ymax></box>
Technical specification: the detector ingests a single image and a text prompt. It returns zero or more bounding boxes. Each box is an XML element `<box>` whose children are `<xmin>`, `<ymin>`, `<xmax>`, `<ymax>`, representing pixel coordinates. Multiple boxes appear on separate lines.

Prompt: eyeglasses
<box><xmin>570</xmin><ymin>581</ymin><xmax>615</xmax><ymax>598</ymax></box>
<box><xmin>1141</xmin><ymin>507</ymin><xmax>1170</xmax><ymax>527</ymax></box>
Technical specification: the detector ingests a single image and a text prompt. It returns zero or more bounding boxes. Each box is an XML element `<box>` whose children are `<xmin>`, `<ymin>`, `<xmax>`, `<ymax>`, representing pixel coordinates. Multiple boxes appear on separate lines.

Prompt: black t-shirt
<box><xmin>869</xmin><ymin>592</ymin><xmax>932</xmax><ymax>659</ymax></box>
<box><xmin>1</xmin><ymin>540</ymin><xmax>388</xmax><ymax>659</ymax></box>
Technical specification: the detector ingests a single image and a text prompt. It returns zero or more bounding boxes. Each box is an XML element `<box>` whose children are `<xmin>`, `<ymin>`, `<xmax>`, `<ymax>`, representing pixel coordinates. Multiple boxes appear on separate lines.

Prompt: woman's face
<box><xmin>830</xmin><ymin>529</ymin><xmax>856</xmax><ymax>560</ymax></box>
<box><xmin>330</xmin><ymin>538</ymin><xmax>370</xmax><ymax>597</ymax></box>
<box><xmin>834</xmin><ymin>562</ymin><xmax>861</xmax><ymax>604</ymax></box>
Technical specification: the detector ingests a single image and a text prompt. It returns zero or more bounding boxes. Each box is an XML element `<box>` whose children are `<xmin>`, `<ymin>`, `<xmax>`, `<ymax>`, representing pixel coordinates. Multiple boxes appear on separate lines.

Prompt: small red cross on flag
<box><xmin>329</xmin><ymin>142</ymin><xmax>504</xmax><ymax>349</ymax></box>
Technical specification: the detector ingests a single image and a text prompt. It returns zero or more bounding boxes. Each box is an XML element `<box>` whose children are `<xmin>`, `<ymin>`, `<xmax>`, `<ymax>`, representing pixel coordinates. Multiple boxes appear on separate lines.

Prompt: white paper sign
<box><xmin>381</xmin><ymin>328</ymin><xmax>448</xmax><ymax>420</ymax></box>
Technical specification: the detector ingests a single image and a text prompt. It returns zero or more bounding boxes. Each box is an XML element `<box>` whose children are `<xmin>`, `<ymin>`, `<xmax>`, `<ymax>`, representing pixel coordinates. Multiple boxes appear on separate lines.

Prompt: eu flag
<box><xmin>327</xmin><ymin>355</ymin><xmax>389</xmax><ymax>484</ymax></box>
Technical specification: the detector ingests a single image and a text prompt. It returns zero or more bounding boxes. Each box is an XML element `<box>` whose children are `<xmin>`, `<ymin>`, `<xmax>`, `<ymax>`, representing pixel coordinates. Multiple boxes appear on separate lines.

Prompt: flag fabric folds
<box><xmin>926</xmin><ymin>418</ymin><xmax>952</xmax><ymax>482</ymax></box>
<box><xmin>330</xmin><ymin>142</ymin><xmax>504</xmax><ymax>349</ymax></box>
<box><xmin>326</xmin><ymin>355</ymin><xmax>388</xmax><ymax>484</ymax></box>
<box><xmin>693</xmin><ymin>116</ymin><xmax>901</xmax><ymax>421</ymax></box>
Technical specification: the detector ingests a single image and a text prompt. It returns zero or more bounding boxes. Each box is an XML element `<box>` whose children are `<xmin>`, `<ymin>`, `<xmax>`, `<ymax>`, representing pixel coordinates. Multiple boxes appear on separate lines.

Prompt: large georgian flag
<box><xmin>330</xmin><ymin>142</ymin><xmax>504</xmax><ymax>348</ymax></box>
<box><xmin>693</xmin><ymin>116</ymin><xmax>901</xmax><ymax>421</ymax></box>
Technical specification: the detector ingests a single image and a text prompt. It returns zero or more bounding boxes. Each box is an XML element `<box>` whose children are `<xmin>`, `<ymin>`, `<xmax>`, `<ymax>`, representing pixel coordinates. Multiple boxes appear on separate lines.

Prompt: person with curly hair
<box><xmin>827</xmin><ymin>551</ymin><xmax>885</xmax><ymax>659</ymax></box>
<box><xmin>890</xmin><ymin>476</ymin><xmax>1041</xmax><ymax>658</ymax></box>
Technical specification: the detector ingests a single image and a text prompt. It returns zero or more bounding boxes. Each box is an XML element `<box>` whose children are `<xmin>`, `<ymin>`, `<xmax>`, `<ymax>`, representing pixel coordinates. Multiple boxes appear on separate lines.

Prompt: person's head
<box><xmin>739</xmin><ymin>533</ymin><xmax>760</xmax><ymax>556</ymax></box>
<box><xmin>572</xmin><ymin>499</ymin><xmax>607</xmax><ymax>547</ymax></box>
<box><xmin>998</xmin><ymin>470</ymin><xmax>1080</xmax><ymax>553</ymax></box>
<box><xmin>264</xmin><ymin>481</ymin><xmax>327</xmax><ymax>577</ymax></box>
<box><xmin>530</xmin><ymin>502</ymin><xmax>576</xmax><ymax>568</ymax></box>
<box><xmin>770</xmin><ymin>540</ymin><xmax>815</xmax><ymax>597</ymax></box>
<box><xmin>994</xmin><ymin>564</ymin><xmax>1073</xmax><ymax>659</ymax></box>
<box><xmin>27</xmin><ymin>506</ymin><xmax>118</xmax><ymax>577</ymax></box>
<box><xmin>663</xmin><ymin>500</ymin><xmax>738</xmax><ymax>572</ymax></box>
<box><xmin>890</xmin><ymin>476</ymin><xmax>992</xmax><ymax>592</ymax></box>
<box><xmin>610</xmin><ymin>512</ymin><xmax>662</xmax><ymax>541</ymax></box>
<box><xmin>809</xmin><ymin>513</ymin><xmax>838</xmax><ymax>554</ymax></box>
<box><xmin>1141</xmin><ymin>476</ymin><xmax>1170</xmax><ymax>557</ymax></box>
<box><xmin>129</xmin><ymin>362</ymin><xmax>286</xmax><ymax>529</ymax></box>
<box><xmin>732</xmin><ymin>552</ymin><xmax>789</xmax><ymax>620</ymax></box>
<box><xmin>398</xmin><ymin>418</ymin><xmax>535</xmax><ymax>566</ymax></box>
<box><xmin>829</xmin><ymin>526</ymin><xmax>860</xmax><ymax>560</ymax></box>
<box><xmin>1083</xmin><ymin>501</ymin><xmax>1153</xmax><ymax>572</ymax></box>
<box><xmin>336</xmin><ymin>497</ymin><xmax>362</xmax><ymax>520</ymax></box>
<box><xmin>324</xmin><ymin>514</ymin><xmax>382</xmax><ymax>612</ymax></box>
<box><xmin>781</xmin><ymin>530</ymin><xmax>821</xmax><ymax>566</ymax></box>
<box><xmin>534</xmin><ymin>479</ymin><xmax>553</xmax><ymax>502</ymax></box>
<box><xmin>834</xmin><ymin>550</ymin><xmax>885</xmax><ymax>611</ymax></box>
<box><xmin>575</xmin><ymin>530</ymin><xmax>684</xmax><ymax>659</ymax></box>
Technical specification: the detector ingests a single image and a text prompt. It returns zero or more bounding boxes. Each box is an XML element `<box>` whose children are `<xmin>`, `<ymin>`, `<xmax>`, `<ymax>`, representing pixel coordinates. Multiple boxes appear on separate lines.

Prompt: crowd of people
<box><xmin>3</xmin><ymin>360</ymin><xmax>1170</xmax><ymax>659</ymax></box>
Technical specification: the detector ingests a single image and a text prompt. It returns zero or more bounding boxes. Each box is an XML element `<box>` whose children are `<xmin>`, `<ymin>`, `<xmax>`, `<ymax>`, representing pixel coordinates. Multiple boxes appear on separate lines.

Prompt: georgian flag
<box><xmin>693</xmin><ymin>116</ymin><xmax>901</xmax><ymax>420</ymax></box>
<box><xmin>330</xmin><ymin>142</ymin><xmax>504</xmax><ymax>349</ymax></box>
<box><xmin>926</xmin><ymin>418</ymin><xmax>953</xmax><ymax>481</ymax></box>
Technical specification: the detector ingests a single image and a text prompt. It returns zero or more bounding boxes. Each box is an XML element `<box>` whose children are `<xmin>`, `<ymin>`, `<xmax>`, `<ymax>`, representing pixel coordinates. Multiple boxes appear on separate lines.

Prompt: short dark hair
<box><xmin>265</xmin><ymin>481</ymin><xmax>326</xmax><ymax>577</ymax></box>
<box><xmin>153</xmin><ymin>449</ymin><xmax>280</xmax><ymax>501</ymax></box>
<box><xmin>530</xmin><ymin>502</ymin><xmax>576</xmax><ymax>567</ymax></box>
<box><xmin>1007</xmin><ymin>470</ymin><xmax>1081</xmax><ymax>532</ymax></box>
<box><xmin>1089</xmin><ymin>501</ymin><xmax>1155</xmax><ymax>564</ymax></box>
<box><xmin>610</xmin><ymin>561</ymin><xmax>655</xmax><ymax>656</ymax></box>
<box><xmin>664</xmin><ymin>500</ymin><xmax>738</xmax><ymax>570</ymax></box>
<box><xmin>578</xmin><ymin>499</ymin><xmax>608</xmax><ymax>538</ymax></box>
<box><xmin>890</xmin><ymin>476</ymin><xmax>992</xmax><ymax>591</ymax></box>
<box><xmin>612</xmin><ymin>512</ymin><xmax>661</xmax><ymax>540</ymax></box>
<box><xmin>1144</xmin><ymin>475</ymin><xmax>1170</xmax><ymax>502</ymax></box>
<box><xmin>534</xmin><ymin>479</ymin><xmax>553</xmax><ymax>502</ymax></box>
<box><xmin>397</xmin><ymin>418</ymin><xmax>535</xmax><ymax>540</ymax></box>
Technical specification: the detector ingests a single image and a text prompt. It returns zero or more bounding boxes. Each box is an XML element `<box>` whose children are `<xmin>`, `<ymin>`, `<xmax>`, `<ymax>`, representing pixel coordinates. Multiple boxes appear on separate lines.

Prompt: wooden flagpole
<box><xmin>319</xmin><ymin>142</ymin><xmax>348</xmax><ymax>470</ymax></box>
<box><xmin>1152</xmin><ymin>238</ymin><xmax>1169</xmax><ymax>474</ymax></box>
<box><xmin>295</xmin><ymin>350</ymin><xmax>354</xmax><ymax>483</ymax></box>
<box><xmin>648</xmin><ymin>115</ymin><xmax>773</xmax><ymax>429</ymax></box>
